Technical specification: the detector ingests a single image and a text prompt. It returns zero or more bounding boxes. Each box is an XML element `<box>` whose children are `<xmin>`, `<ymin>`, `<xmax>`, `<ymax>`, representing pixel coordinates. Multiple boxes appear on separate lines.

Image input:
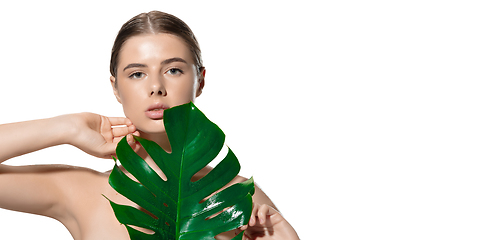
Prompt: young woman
<box><xmin>0</xmin><ymin>11</ymin><xmax>299</xmax><ymax>240</ymax></box>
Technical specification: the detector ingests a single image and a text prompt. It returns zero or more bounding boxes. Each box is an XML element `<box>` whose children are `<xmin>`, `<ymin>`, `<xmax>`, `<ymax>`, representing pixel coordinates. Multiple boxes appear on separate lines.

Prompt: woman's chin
<box><xmin>135</xmin><ymin>120</ymin><xmax>167</xmax><ymax>136</ymax></box>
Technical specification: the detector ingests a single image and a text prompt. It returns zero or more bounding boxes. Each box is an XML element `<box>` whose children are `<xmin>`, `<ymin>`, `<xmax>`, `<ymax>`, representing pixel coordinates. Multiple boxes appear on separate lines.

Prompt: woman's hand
<box><xmin>67</xmin><ymin>113</ymin><xmax>138</xmax><ymax>158</ymax></box>
<box><xmin>237</xmin><ymin>203</ymin><xmax>300</xmax><ymax>240</ymax></box>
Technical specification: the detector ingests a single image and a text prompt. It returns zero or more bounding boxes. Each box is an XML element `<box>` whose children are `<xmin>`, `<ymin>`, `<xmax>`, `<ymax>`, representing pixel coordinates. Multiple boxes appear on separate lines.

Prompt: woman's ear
<box><xmin>110</xmin><ymin>76</ymin><xmax>122</xmax><ymax>104</ymax></box>
<box><xmin>196</xmin><ymin>68</ymin><xmax>206</xmax><ymax>97</ymax></box>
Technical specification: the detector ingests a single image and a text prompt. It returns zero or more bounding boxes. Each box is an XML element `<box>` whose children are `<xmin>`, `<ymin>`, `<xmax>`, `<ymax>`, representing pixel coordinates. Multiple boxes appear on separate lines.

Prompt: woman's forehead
<box><xmin>118</xmin><ymin>34</ymin><xmax>194</xmax><ymax>66</ymax></box>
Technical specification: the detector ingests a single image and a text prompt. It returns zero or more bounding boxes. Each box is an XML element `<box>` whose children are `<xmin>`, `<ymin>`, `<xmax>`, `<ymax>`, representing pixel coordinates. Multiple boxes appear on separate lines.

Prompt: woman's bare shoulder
<box><xmin>0</xmin><ymin>163</ymin><xmax>109</xmax><ymax>220</ymax></box>
<box><xmin>0</xmin><ymin>163</ymin><xmax>104</xmax><ymax>175</ymax></box>
<box><xmin>0</xmin><ymin>163</ymin><xmax>108</xmax><ymax>189</ymax></box>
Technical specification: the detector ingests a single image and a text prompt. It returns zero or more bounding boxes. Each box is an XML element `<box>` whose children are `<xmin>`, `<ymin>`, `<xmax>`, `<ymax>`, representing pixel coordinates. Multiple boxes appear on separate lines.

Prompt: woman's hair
<box><xmin>110</xmin><ymin>11</ymin><xmax>203</xmax><ymax>78</ymax></box>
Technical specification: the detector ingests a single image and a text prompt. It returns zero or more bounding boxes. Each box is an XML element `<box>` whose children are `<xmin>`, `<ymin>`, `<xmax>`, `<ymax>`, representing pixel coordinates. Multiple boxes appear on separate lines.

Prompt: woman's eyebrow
<box><xmin>161</xmin><ymin>57</ymin><xmax>187</xmax><ymax>65</ymax></box>
<box><xmin>123</xmin><ymin>58</ymin><xmax>187</xmax><ymax>72</ymax></box>
<box><xmin>123</xmin><ymin>63</ymin><xmax>147</xmax><ymax>71</ymax></box>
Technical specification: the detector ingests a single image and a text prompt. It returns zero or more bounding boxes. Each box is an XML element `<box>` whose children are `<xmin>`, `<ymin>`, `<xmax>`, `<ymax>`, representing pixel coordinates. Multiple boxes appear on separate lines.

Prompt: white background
<box><xmin>0</xmin><ymin>0</ymin><xmax>479</xmax><ymax>239</ymax></box>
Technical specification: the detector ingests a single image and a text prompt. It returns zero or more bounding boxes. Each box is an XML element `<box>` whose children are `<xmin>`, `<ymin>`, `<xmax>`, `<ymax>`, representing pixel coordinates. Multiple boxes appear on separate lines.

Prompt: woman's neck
<box><xmin>138</xmin><ymin>130</ymin><xmax>172</xmax><ymax>153</ymax></box>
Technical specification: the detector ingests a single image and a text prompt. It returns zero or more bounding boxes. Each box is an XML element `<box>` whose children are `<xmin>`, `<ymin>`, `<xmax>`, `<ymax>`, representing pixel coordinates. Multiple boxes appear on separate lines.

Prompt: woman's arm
<box><xmin>0</xmin><ymin>113</ymin><xmax>136</xmax><ymax>218</ymax></box>
<box><xmin>0</xmin><ymin>115</ymin><xmax>70</xmax><ymax>163</ymax></box>
<box><xmin>0</xmin><ymin>113</ymin><xmax>136</xmax><ymax>163</ymax></box>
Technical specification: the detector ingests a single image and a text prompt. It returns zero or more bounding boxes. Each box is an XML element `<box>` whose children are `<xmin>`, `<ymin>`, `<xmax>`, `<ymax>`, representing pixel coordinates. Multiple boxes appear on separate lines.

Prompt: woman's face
<box><xmin>111</xmin><ymin>33</ymin><xmax>204</xmax><ymax>134</ymax></box>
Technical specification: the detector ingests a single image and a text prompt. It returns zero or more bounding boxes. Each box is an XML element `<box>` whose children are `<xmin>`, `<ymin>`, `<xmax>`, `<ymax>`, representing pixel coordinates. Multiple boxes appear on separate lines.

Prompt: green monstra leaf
<box><xmin>108</xmin><ymin>102</ymin><xmax>255</xmax><ymax>239</ymax></box>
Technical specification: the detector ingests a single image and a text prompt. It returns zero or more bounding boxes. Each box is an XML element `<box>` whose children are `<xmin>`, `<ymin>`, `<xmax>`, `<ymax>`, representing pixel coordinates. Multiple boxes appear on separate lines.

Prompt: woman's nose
<box><xmin>150</xmin><ymin>78</ymin><xmax>166</xmax><ymax>96</ymax></box>
<box><xmin>150</xmin><ymin>89</ymin><xmax>164</xmax><ymax>96</ymax></box>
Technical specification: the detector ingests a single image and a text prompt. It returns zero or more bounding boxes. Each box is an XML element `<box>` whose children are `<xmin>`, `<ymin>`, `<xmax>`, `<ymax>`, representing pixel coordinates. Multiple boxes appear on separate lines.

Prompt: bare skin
<box><xmin>0</xmin><ymin>33</ymin><xmax>299</xmax><ymax>240</ymax></box>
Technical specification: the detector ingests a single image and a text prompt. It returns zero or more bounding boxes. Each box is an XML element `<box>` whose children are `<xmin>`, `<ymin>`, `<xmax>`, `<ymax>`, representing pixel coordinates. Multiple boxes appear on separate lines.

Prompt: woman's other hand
<box><xmin>237</xmin><ymin>203</ymin><xmax>300</xmax><ymax>240</ymax></box>
<box><xmin>66</xmin><ymin>113</ymin><xmax>138</xmax><ymax>158</ymax></box>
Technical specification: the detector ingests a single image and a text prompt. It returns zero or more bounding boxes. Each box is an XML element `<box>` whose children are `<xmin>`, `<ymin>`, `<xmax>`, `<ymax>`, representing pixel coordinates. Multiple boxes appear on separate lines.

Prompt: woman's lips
<box><xmin>145</xmin><ymin>109</ymin><xmax>164</xmax><ymax>120</ymax></box>
<box><xmin>145</xmin><ymin>104</ymin><xmax>168</xmax><ymax>120</ymax></box>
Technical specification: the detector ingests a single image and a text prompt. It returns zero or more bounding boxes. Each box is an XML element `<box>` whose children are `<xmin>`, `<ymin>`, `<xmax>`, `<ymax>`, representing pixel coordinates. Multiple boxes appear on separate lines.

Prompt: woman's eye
<box><xmin>167</xmin><ymin>68</ymin><xmax>183</xmax><ymax>75</ymax></box>
<box><xmin>129</xmin><ymin>72</ymin><xmax>145</xmax><ymax>79</ymax></box>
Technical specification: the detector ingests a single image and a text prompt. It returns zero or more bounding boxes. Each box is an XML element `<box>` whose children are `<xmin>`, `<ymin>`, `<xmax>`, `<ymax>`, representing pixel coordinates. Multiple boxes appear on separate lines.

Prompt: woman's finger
<box><xmin>112</xmin><ymin>125</ymin><xmax>136</xmax><ymax>138</ymax></box>
<box><xmin>257</xmin><ymin>204</ymin><xmax>270</xmax><ymax>224</ymax></box>
<box><xmin>250</xmin><ymin>203</ymin><xmax>259</xmax><ymax>226</ymax></box>
<box><xmin>107</xmin><ymin>117</ymin><xmax>131</xmax><ymax>126</ymax></box>
<box><xmin>125</xmin><ymin>133</ymin><xmax>142</xmax><ymax>152</ymax></box>
<box><xmin>126</xmin><ymin>133</ymin><xmax>134</xmax><ymax>144</ymax></box>
<box><xmin>112</xmin><ymin>127</ymin><xmax>129</xmax><ymax>138</ymax></box>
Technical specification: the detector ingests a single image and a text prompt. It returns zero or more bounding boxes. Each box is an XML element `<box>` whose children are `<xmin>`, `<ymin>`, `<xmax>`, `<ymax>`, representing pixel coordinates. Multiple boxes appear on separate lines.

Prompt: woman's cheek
<box><xmin>122</xmin><ymin>103</ymin><xmax>138</xmax><ymax>124</ymax></box>
<box><xmin>170</xmin><ymin>84</ymin><xmax>197</xmax><ymax>105</ymax></box>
